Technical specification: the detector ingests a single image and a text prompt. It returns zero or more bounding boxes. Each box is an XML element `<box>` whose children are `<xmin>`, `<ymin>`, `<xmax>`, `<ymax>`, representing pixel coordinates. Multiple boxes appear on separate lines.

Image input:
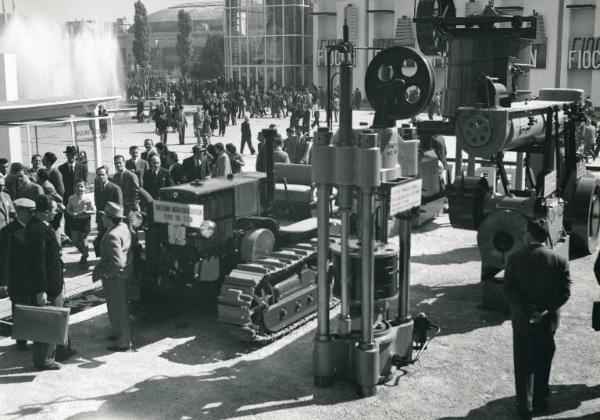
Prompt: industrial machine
<box><xmin>414</xmin><ymin>1</ymin><xmax>600</xmax><ymax>310</ymax></box>
<box><xmin>312</xmin><ymin>27</ymin><xmax>438</xmax><ymax>397</ymax></box>
<box><xmin>130</xmin><ymin>139</ymin><xmax>329</xmax><ymax>342</ymax></box>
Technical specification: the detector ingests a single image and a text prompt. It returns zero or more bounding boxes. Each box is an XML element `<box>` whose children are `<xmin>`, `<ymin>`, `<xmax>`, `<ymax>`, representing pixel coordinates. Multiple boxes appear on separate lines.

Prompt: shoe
<box><xmin>56</xmin><ymin>348</ymin><xmax>77</xmax><ymax>362</ymax></box>
<box><xmin>36</xmin><ymin>362</ymin><xmax>61</xmax><ymax>371</ymax></box>
<box><xmin>106</xmin><ymin>345</ymin><xmax>132</xmax><ymax>352</ymax></box>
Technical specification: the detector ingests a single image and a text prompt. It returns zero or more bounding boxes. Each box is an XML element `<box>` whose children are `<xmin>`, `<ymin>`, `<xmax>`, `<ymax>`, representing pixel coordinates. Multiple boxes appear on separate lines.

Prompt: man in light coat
<box><xmin>93</xmin><ymin>202</ymin><xmax>133</xmax><ymax>351</ymax></box>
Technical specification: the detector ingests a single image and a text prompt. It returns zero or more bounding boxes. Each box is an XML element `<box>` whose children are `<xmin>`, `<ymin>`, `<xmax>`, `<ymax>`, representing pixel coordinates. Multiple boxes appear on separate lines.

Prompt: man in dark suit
<box><xmin>504</xmin><ymin>219</ymin><xmax>571</xmax><ymax>418</ymax></box>
<box><xmin>0</xmin><ymin>198</ymin><xmax>35</xmax><ymax>350</ymax></box>
<box><xmin>26</xmin><ymin>195</ymin><xmax>67</xmax><ymax>370</ymax></box>
<box><xmin>166</xmin><ymin>151</ymin><xmax>184</xmax><ymax>184</ymax></box>
<box><xmin>143</xmin><ymin>154</ymin><xmax>173</xmax><ymax>199</ymax></box>
<box><xmin>112</xmin><ymin>155</ymin><xmax>139</xmax><ymax>216</ymax></box>
<box><xmin>182</xmin><ymin>145</ymin><xmax>211</xmax><ymax>182</ymax></box>
<box><xmin>126</xmin><ymin>145</ymin><xmax>149</xmax><ymax>187</ymax></box>
<box><xmin>240</xmin><ymin>116</ymin><xmax>255</xmax><ymax>155</ymax></box>
<box><xmin>141</xmin><ymin>138</ymin><xmax>155</xmax><ymax>162</ymax></box>
<box><xmin>94</xmin><ymin>166</ymin><xmax>123</xmax><ymax>241</ymax></box>
<box><xmin>58</xmin><ymin>146</ymin><xmax>86</xmax><ymax>237</ymax></box>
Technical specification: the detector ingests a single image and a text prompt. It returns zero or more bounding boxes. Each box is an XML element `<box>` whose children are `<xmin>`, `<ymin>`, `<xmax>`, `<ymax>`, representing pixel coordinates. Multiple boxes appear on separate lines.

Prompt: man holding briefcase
<box><xmin>0</xmin><ymin>198</ymin><xmax>35</xmax><ymax>350</ymax></box>
<box><xmin>26</xmin><ymin>195</ymin><xmax>75</xmax><ymax>370</ymax></box>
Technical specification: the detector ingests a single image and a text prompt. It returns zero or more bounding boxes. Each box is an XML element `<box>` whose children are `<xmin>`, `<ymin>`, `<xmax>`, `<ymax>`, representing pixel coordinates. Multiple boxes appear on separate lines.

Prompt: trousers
<box><xmin>102</xmin><ymin>274</ymin><xmax>131</xmax><ymax>347</ymax></box>
<box><xmin>512</xmin><ymin>318</ymin><xmax>556</xmax><ymax>412</ymax></box>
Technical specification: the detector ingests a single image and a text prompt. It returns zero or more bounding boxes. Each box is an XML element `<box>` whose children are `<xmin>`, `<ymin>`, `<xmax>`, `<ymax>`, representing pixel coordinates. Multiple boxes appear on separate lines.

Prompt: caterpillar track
<box><xmin>217</xmin><ymin>241</ymin><xmax>323</xmax><ymax>343</ymax></box>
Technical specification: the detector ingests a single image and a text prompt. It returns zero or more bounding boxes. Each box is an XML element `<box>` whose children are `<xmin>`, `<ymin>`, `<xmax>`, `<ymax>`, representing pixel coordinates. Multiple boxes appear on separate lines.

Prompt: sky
<box><xmin>14</xmin><ymin>0</ymin><xmax>205</xmax><ymax>24</ymax></box>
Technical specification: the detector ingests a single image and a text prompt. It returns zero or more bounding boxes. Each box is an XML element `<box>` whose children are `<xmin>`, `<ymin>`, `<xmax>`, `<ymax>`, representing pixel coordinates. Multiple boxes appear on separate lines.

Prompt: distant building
<box><xmin>224</xmin><ymin>0</ymin><xmax>313</xmax><ymax>89</ymax></box>
<box><xmin>116</xmin><ymin>2</ymin><xmax>224</xmax><ymax>76</ymax></box>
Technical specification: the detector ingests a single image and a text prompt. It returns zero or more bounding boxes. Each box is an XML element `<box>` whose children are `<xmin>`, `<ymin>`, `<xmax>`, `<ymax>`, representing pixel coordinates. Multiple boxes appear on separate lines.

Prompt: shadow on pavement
<box><xmin>411</xmin><ymin>245</ymin><xmax>480</xmax><ymax>266</ymax></box>
<box><xmin>438</xmin><ymin>383</ymin><xmax>600</xmax><ymax>419</ymax></box>
<box><xmin>8</xmin><ymin>327</ymin><xmax>359</xmax><ymax>419</ymax></box>
<box><xmin>413</xmin><ymin>219</ymin><xmax>452</xmax><ymax>234</ymax></box>
<box><xmin>411</xmin><ymin>282</ymin><xmax>508</xmax><ymax>337</ymax></box>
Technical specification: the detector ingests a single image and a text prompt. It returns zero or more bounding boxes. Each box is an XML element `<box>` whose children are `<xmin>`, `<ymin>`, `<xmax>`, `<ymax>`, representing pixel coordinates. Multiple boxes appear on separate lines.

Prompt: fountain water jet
<box><xmin>0</xmin><ymin>15</ymin><xmax>123</xmax><ymax>100</ymax></box>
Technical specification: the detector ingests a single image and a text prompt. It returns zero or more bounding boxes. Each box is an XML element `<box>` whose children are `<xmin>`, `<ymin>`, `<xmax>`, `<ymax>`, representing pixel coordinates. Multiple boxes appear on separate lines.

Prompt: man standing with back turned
<box><xmin>504</xmin><ymin>219</ymin><xmax>571</xmax><ymax>419</ymax></box>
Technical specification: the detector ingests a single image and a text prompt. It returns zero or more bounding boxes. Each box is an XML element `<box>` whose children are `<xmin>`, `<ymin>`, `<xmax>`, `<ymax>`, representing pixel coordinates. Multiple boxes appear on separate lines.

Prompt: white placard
<box><xmin>544</xmin><ymin>170</ymin><xmax>557</xmax><ymax>197</ymax></box>
<box><xmin>167</xmin><ymin>224</ymin><xmax>186</xmax><ymax>246</ymax></box>
<box><xmin>390</xmin><ymin>179</ymin><xmax>422</xmax><ymax>215</ymax></box>
<box><xmin>153</xmin><ymin>200</ymin><xmax>204</xmax><ymax>228</ymax></box>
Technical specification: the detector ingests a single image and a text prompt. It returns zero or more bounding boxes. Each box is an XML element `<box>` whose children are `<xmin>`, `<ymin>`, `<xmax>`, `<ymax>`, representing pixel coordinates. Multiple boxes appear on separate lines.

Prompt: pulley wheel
<box><xmin>365</xmin><ymin>46</ymin><xmax>435</xmax><ymax>121</ymax></box>
<box><xmin>416</xmin><ymin>0</ymin><xmax>456</xmax><ymax>56</ymax></box>
<box><xmin>477</xmin><ymin>210</ymin><xmax>528</xmax><ymax>270</ymax></box>
<box><xmin>570</xmin><ymin>177</ymin><xmax>600</xmax><ymax>255</ymax></box>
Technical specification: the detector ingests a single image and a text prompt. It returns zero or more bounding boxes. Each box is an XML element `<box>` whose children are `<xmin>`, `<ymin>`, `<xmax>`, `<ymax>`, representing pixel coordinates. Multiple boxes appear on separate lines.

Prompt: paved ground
<box><xmin>1</xmin><ymin>112</ymin><xmax>600</xmax><ymax>419</ymax></box>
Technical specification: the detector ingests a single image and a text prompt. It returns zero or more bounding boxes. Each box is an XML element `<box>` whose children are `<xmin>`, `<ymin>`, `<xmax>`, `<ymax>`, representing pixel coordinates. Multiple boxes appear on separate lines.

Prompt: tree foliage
<box><xmin>132</xmin><ymin>1</ymin><xmax>151</xmax><ymax>70</ymax></box>
<box><xmin>176</xmin><ymin>9</ymin><xmax>194</xmax><ymax>77</ymax></box>
<box><xmin>191</xmin><ymin>35</ymin><xmax>225</xmax><ymax>80</ymax></box>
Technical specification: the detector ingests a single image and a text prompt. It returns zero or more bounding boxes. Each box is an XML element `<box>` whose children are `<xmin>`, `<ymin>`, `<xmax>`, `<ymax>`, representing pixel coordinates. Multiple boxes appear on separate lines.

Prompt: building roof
<box><xmin>146</xmin><ymin>2</ymin><xmax>224</xmax><ymax>31</ymax></box>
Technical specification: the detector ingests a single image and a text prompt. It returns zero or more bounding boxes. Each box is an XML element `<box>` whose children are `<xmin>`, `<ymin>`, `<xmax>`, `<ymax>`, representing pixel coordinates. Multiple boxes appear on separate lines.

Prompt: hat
<box><xmin>35</xmin><ymin>195</ymin><xmax>54</xmax><ymax>212</ymax></box>
<box><xmin>64</xmin><ymin>145</ymin><xmax>78</xmax><ymax>155</ymax></box>
<box><xmin>99</xmin><ymin>202</ymin><xmax>125</xmax><ymax>219</ymax></box>
<box><xmin>13</xmin><ymin>198</ymin><xmax>35</xmax><ymax>209</ymax></box>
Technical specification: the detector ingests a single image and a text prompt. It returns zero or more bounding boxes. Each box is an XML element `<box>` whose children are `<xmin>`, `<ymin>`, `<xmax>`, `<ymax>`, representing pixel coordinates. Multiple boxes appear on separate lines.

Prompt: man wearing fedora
<box><xmin>93</xmin><ymin>202</ymin><xmax>133</xmax><ymax>351</ymax></box>
<box><xmin>0</xmin><ymin>198</ymin><xmax>34</xmax><ymax>350</ymax></box>
<box><xmin>58</xmin><ymin>146</ymin><xmax>87</xmax><ymax>239</ymax></box>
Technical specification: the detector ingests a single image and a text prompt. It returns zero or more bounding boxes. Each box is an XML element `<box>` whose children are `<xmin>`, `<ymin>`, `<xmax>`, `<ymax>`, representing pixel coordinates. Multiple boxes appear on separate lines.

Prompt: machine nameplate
<box><xmin>544</xmin><ymin>171</ymin><xmax>556</xmax><ymax>197</ymax></box>
<box><xmin>390</xmin><ymin>179</ymin><xmax>422</xmax><ymax>215</ymax></box>
<box><xmin>154</xmin><ymin>200</ymin><xmax>204</xmax><ymax>228</ymax></box>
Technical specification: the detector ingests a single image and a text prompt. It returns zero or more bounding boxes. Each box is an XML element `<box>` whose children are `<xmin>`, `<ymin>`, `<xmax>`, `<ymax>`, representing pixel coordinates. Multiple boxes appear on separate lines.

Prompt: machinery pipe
<box><xmin>398</xmin><ymin>212</ymin><xmax>412</xmax><ymax>321</ymax></box>
<box><xmin>360</xmin><ymin>189</ymin><xmax>375</xmax><ymax>345</ymax></box>
<box><xmin>338</xmin><ymin>186</ymin><xmax>352</xmax><ymax>335</ymax></box>
<box><xmin>339</xmin><ymin>63</ymin><xmax>353</xmax><ymax>146</ymax></box>
<box><xmin>316</xmin><ymin>184</ymin><xmax>331</xmax><ymax>340</ymax></box>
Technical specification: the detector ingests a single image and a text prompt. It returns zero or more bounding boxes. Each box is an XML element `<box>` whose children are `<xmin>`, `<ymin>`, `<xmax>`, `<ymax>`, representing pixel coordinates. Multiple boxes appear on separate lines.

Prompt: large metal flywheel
<box><xmin>365</xmin><ymin>46</ymin><xmax>435</xmax><ymax>121</ymax></box>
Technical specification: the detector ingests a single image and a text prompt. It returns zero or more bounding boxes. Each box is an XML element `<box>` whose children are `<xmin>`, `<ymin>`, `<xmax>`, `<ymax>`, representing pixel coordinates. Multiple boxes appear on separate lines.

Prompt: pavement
<box><xmin>1</xmin><ymin>112</ymin><xmax>600</xmax><ymax>419</ymax></box>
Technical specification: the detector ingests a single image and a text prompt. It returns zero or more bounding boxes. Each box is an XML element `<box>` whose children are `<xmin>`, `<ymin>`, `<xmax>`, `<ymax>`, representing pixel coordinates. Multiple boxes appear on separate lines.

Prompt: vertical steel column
<box><xmin>338</xmin><ymin>189</ymin><xmax>352</xmax><ymax>335</ymax></box>
<box><xmin>315</xmin><ymin>129</ymin><xmax>331</xmax><ymax>342</ymax></box>
<box><xmin>515</xmin><ymin>152</ymin><xmax>524</xmax><ymax>190</ymax></box>
<box><xmin>398</xmin><ymin>212</ymin><xmax>412</xmax><ymax>321</ymax></box>
<box><xmin>360</xmin><ymin>188</ymin><xmax>374</xmax><ymax>345</ymax></box>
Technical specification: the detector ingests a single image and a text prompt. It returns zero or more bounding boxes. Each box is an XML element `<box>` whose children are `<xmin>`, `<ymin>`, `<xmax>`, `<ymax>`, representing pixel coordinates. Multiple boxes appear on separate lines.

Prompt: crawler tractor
<box><xmin>131</xmin><ymin>137</ymin><xmax>327</xmax><ymax>342</ymax></box>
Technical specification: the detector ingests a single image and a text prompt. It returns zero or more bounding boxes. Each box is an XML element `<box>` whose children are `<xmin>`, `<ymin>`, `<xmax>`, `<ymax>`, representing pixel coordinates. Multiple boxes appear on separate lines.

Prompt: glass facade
<box><xmin>225</xmin><ymin>0</ymin><xmax>313</xmax><ymax>89</ymax></box>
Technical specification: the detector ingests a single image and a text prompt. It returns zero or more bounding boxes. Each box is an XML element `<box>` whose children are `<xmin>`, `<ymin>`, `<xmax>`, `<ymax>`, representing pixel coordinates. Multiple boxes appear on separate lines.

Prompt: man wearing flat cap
<box><xmin>0</xmin><ymin>198</ymin><xmax>34</xmax><ymax>350</ymax></box>
<box><xmin>93</xmin><ymin>202</ymin><xmax>133</xmax><ymax>351</ymax></box>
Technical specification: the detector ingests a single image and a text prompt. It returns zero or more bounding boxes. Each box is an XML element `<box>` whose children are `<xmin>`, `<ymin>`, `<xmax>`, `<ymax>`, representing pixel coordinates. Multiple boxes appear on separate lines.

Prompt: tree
<box><xmin>132</xmin><ymin>1</ymin><xmax>151</xmax><ymax>72</ymax></box>
<box><xmin>191</xmin><ymin>35</ymin><xmax>225</xmax><ymax>80</ymax></box>
<box><xmin>176</xmin><ymin>9</ymin><xmax>193</xmax><ymax>77</ymax></box>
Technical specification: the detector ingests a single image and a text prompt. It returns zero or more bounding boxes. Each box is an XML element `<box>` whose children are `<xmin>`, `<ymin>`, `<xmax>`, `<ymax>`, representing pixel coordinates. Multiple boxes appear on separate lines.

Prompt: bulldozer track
<box><xmin>217</xmin><ymin>241</ymin><xmax>335</xmax><ymax>343</ymax></box>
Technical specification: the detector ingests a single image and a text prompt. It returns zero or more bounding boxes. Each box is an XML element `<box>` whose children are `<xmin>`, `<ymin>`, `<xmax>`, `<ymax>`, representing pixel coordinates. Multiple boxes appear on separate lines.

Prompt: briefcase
<box><xmin>12</xmin><ymin>305</ymin><xmax>70</xmax><ymax>345</ymax></box>
<box><xmin>593</xmin><ymin>301</ymin><xmax>600</xmax><ymax>331</ymax></box>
